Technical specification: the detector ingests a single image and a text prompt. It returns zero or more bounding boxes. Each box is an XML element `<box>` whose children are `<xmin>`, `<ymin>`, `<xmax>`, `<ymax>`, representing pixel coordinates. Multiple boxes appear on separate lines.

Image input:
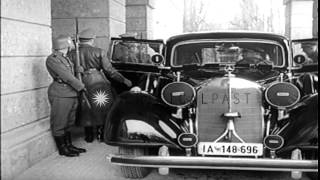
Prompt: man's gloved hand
<box><xmin>123</xmin><ymin>78</ymin><xmax>132</xmax><ymax>87</ymax></box>
<box><xmin>81</xmin><ymin>87</ymin><xmax>88</xmax><ymax>93</ymax></box>
<box><xmin>75</xmin><ymin>66</ymin><xmax>84</xmax><ymax>74</ymax></box>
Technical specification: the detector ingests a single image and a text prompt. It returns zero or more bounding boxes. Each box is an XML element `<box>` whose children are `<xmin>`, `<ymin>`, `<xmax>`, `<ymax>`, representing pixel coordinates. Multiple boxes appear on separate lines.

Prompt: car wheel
<box><xmin>118</xmin><ymin>146</ymin><xmax>151</xmax><ymax>178</ymax></box>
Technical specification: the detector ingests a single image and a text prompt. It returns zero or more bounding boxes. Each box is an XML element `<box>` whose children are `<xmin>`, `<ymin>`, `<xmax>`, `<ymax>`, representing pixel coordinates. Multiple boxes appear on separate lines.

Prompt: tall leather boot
<box><xmin>84</xmin><ymin>126</ymin><xmax>94</xmax><ymax>143</ymax></box>
<box><xmin>97</xmin><ymin>125</ymin><xmax>104</xmax><ymax>142</ymax></box>
<box><xmin>54</xmin><ymin>136</ymin><xmax>79</xmax><ymax>157</ymax></box>
<box><xmin>65</xmin><ymin>132</ymin><xmax>86</xmax><ymax>153</ymax></box>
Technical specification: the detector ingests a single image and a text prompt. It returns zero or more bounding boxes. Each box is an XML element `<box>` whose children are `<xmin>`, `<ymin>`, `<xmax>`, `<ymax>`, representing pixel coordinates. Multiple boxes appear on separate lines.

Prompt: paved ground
<box><xmin>14</xmin><ymin>137</ymin><xmax>311</xmax><ymax>180</ymax></box>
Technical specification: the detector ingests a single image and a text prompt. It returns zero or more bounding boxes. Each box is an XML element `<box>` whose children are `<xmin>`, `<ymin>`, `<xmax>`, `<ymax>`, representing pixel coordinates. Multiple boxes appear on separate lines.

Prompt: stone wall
<box><xmin>126</xmin><ymin>0</ymin><xmax>155</xmax><ymax>39</ymax></box>
<box><xmin>313</xmin><ymin>0</ymin><xmax>318</xmax><ymax>37</ymax></box>
<box><xmin>1</xmin><ymin>0</ymin><xmax>54</xmax><ymax>179</ymax></box>
<box><xmin>0</xmin><ymin>1</ymin><xmax>153</xmax><ymax>179</ymax></box>
<box><xmin>51</xmin><ymin>0</ymin><xmax>126</xmax><ymax>50</ymax></box>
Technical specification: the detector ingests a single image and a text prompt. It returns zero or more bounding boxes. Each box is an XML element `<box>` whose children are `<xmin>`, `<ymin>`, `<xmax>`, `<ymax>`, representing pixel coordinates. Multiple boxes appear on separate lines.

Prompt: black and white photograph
<box><xmin>1</xmin><ymin>0</ymin><xmax>318</xmax><ymax>180</ymax></box>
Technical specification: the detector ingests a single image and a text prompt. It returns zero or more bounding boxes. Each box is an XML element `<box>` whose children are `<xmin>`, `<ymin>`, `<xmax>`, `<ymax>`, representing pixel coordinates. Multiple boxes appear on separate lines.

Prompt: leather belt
<box><xmin>83</xmin><ymin>68</ymin><xmax>99</xmax><ymax>74</ymax></box>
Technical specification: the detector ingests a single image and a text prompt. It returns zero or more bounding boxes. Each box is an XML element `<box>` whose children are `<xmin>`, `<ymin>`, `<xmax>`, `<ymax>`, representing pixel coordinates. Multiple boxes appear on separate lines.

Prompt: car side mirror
<box><xmin>293</xmin><ymin>54</ymin><xmax>306</xmax><ymax>65</ymax></box>
<box><xmin>151</xmin><ymin>54</ymin><xmax>164</xmax><ymax>65</ymax></box>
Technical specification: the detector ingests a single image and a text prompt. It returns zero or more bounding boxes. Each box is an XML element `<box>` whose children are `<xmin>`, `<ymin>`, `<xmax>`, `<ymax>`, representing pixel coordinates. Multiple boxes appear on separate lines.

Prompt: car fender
<box><xmin>295</xmin><ymin>73</ymin><xmax>318</xmax><ymax>97</ymax></box>
<box><xmin>103</xmin><ymin>91</ymin><xmax>183</xmax><ymax>148</ymax></box>
<box><xmin>279</xmin><ymin>93</ymin><xmax>318</xmax><ymax>152</ymax></box>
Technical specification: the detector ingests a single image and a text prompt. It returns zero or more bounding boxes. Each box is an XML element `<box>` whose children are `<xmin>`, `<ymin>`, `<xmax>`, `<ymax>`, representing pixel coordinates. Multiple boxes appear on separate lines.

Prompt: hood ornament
<box><xmin>214</xmin><ymin>64</ymin><xmax>245</xmax><ymax>143</ymax></box>
<box><xmin>224</xmin><ymin>64</ymin><xmax>235</xmax><ymax>74</ymax></box>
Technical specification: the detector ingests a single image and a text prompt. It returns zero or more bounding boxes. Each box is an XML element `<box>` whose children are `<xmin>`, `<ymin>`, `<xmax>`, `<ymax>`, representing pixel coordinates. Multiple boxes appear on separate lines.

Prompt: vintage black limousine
<box><xmin>104</xmin><ymin>32</ymin><xmax>318</xmax><ymax>179</ymax></box>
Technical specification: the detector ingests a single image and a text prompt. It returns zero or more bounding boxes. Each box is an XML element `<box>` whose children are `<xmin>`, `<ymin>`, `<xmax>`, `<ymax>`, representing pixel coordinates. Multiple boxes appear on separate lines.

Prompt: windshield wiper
<box><xmin>256</xmin><ymin>63</ymin><xmax>273</xmax><ymax>71</ymax></box>
<box><xmin>181</xmin><ymin>63</ymin><xmax>200</xmax><ymax>70</ymax></box>
<box><xmin>171</xmin><ymin>63</ymin><xmax>220</xmax><ymax>72</ymax></box>
<box><xmin>235</xmin><ymin>63</ymin><xmax>273</xmax><ymax>71</ymax></box>
<box><xmin>202</xmin><ymin>63</ymin><xmax>220</xmax><ymax>69</ymax></box>
<box><xmin>182</xmin><ymin>63</ymin><xmax>222</xmax><ymax>71</ymax></box>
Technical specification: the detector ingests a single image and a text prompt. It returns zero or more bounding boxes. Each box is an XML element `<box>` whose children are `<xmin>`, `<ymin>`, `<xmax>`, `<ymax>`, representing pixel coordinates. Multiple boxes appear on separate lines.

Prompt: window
<box><xmin>112</xmin><ymin>40</ymin><xmax>162</xmax><ymax>65</ymax></box>
<box><xmin>172</xmin><ymin>41</ymin><xmax>284</xmax><ymax>66</ymax></box>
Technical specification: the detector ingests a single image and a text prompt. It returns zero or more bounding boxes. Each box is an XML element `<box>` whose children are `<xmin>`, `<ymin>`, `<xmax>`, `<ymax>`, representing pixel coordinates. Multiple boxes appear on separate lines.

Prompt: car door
<box><xmin>291</xmin><ymin>38</ymin><xmax>318</xmax><ymax>96</ymax></box>
<box><xmin>292</xmin><ymin>38</ymin><xmax>318</xmax><ymax>73</ymax></box>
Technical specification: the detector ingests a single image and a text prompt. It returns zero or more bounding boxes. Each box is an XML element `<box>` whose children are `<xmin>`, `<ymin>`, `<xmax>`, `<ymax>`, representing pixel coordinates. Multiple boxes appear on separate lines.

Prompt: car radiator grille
<box><xmin>196</xmin><ymin>78</ymin><xmax>264</xmax><ymax>143</ymax></box>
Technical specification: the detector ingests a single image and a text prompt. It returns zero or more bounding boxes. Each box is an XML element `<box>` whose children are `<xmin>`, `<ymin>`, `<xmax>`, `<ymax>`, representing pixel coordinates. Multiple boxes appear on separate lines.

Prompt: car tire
<box><xmin>118</xmin><ymin>146</ymin><xmax>151</xmax><ymax>178</ymax></box>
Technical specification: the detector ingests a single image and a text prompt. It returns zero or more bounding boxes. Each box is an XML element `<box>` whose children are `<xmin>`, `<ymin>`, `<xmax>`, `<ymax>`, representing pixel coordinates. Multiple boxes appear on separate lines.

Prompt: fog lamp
<box><xmin>263</xmin><ymin>135</ymin><xmax>284</xmax><ymax>150</ymax></box>
<box><xmin>177</xmin><ymin>133</ymin><xmax>198</xmax><ymax>148</ymax></box>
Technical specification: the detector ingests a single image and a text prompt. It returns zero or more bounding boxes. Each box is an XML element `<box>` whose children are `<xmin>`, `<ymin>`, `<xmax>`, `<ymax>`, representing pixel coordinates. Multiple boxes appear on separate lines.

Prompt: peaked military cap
<box><xmin>119</xmin><ymin>32</ymin><xmax>138</xmax><ymax>38</ymax></box>
<box><xmin>79</xmin><ymin>28</ymin><xmax>96</xmax><ymax>39</ymax></box>
<box><xmin>52</xmin><ymin>35</ymin><xmax>72</xmax><ymax>50</ymax></box>
<box><xmin>301</xmin><ymin>41</ymin><xmax>318</xmax><ymax>48</ymax></box>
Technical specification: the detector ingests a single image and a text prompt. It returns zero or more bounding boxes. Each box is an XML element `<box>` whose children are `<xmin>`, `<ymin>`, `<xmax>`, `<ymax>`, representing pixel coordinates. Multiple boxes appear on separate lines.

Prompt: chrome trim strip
<box><xmin>170</xmin><ymin>39</ymin><xmax>286</xmax><ymax>68</ymax></box>
<box><xmin>108</xmin><ymin>155</ymin><xmax>318</xmax><ymax>172</ymax></box>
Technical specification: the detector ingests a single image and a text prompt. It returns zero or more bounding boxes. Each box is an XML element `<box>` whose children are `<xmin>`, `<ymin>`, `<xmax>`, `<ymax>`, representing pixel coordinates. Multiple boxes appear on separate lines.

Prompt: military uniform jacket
<box><xmin>69</xmin><ymin>44</ymin><xmax>126</xmax><ymax>83</ymax></box>
<box><xmin>46</xmin><ymin>51</ymin><xmax>84</xmax><ymax>97</ymax></box>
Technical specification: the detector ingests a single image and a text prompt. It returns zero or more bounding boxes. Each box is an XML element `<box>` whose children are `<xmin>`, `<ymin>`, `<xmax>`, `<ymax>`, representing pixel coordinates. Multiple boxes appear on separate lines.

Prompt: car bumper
<box><xmin>107</xmin><ymin>154</ymin><xmax>318</xmax><ymax>172</ymax></box>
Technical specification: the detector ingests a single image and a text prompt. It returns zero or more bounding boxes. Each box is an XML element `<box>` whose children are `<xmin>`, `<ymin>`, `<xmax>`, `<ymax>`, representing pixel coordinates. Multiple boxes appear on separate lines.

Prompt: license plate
<box><xmin>198</xmin><ymin>142</ymin><xmax>263</xmax><ymax>156</ymax></box>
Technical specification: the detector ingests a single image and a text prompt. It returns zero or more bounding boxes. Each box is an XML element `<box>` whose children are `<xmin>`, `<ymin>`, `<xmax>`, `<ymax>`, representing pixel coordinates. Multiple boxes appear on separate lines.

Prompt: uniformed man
<box><xmin>69</xmin><ymin>28</ymin><xmax>132</xmax><ymax>143</ymax></box>
<box><xmin>301</xmin><ymin>41</ymin><xmax>318</xmax><ymax>64</ymax></box>
<box><xmin>46</xmin><ymin>35</ymin><xmax>87</xmax><ymax>157</ymax></box>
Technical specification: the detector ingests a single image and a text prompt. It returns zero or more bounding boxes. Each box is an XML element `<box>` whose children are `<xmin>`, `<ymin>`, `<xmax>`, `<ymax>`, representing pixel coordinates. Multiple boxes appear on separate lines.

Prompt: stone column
<box><xmin>1</xmin><ymin>0</ymin><xmax>53</xmax><ymax>179</ymax></box>
<box><xmin>51</xmin><ymin>0</ymin><xmax>126</xmax><ymax>50</ymax></box>
<box><xmin>126</xmin><ymin>0</ymin><xmax>155</xmax><ymax>39</ymax></box>
<box><xmin>313</xmin><ymin>0</ymin><xmax>318</xmax><ymax>38</ymax></box>
<box><xmin>284</xmin><ymin>0</ymin><xmax>314</xmax><ymax>39</ymax></box>
<box><xmin>284</xmin><ymin>0</ymin><xmax>292</xmax><ymax>38</ymax></box>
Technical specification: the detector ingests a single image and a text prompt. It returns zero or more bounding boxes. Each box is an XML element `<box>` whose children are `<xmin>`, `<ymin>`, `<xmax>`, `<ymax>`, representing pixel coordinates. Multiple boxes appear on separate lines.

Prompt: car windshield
<box><xmin>111</xmin><ymin>40</ymin><xmax>163</xmax><ymax>65</ymax></box>
<box><xmin>172</xmin><ymin>41</ymin><xmax>284</xmax><ymax>66</ymax></box>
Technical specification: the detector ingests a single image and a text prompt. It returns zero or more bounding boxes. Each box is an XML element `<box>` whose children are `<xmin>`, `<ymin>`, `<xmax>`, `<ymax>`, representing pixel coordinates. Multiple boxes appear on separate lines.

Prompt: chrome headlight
<box><xmin>161</xmin><ymin>82</ymin><xmax>196</xmax><ymax>108</ymax></box>
<box><xmin>265</xmin><ymin>82</ymin><xmax>300</xmax><ymax>109</ymax></box>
